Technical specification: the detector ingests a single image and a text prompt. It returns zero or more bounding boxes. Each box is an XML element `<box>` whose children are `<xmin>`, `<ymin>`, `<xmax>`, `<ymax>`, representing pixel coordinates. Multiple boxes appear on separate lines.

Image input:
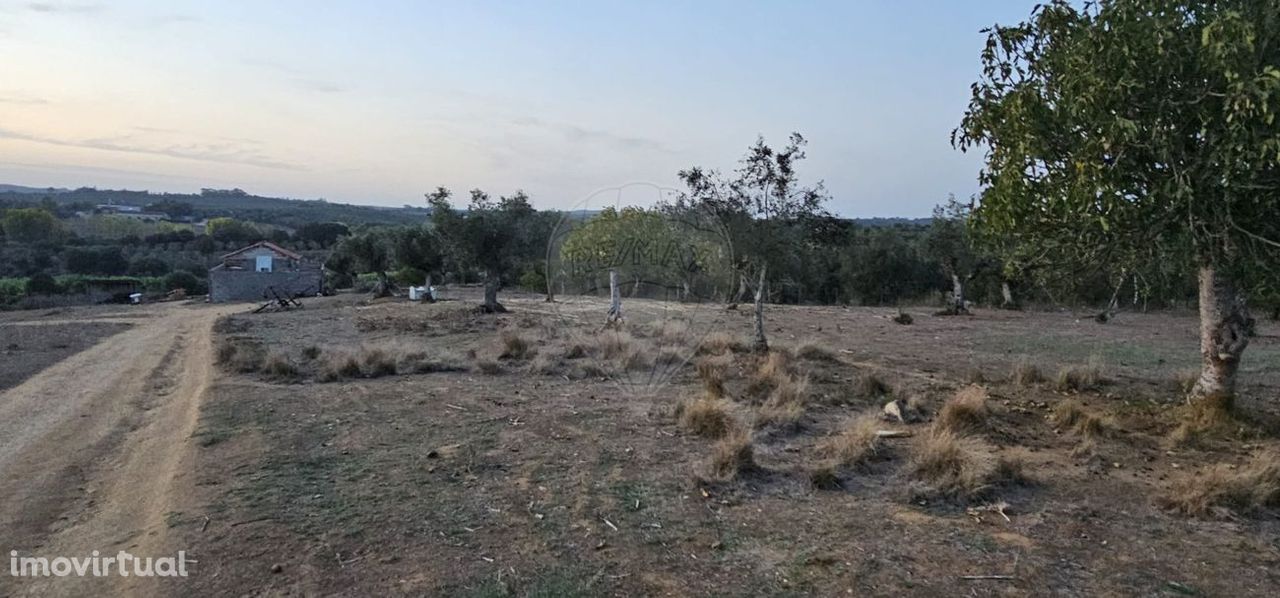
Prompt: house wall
<box><xmin>209</xmin><ymin>267</ymin><xmax>323</xmax><ymax>303</ymax></box>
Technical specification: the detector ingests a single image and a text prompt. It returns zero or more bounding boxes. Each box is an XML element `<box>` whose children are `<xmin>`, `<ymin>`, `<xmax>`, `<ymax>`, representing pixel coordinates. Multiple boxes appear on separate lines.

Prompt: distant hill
<box><xmin>0</xmin><ymin>186</ymin><xmax>429</xmax><ymax>228</ymax></box>
<box><xmin>0</xmin><ymin>184</ymin><xmax>70</xmax><ymax>194</ymax></box>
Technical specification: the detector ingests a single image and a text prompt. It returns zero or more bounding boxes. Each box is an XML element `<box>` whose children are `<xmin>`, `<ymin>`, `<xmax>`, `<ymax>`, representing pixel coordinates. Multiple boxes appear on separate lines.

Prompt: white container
<box><xmin>408</xmin><ymin>286</ymin><xmax>424</xmax><ymax>301</ymax></box>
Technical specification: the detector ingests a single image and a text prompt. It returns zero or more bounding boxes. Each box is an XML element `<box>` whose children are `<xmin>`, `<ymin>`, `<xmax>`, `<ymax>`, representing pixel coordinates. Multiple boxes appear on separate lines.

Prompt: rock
<box><xmin>270</xmin><ymin>563</ymin><xmax>283</xmax><ymax>574</ymax></box>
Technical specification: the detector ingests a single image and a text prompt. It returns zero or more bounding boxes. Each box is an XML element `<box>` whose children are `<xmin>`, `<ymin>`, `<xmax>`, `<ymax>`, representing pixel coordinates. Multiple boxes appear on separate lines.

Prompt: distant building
<box><xmin>208</xmin><ymin>241</ymin><xmax>324</xmax><ymax>302</ymax></box>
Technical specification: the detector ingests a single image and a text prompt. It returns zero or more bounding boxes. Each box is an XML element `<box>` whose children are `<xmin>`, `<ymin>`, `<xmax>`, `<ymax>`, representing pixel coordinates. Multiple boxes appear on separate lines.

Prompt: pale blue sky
<box><xmin>0</xmin><ymin>1</ymin><xmax>1038</xmax><ymax>216</ymax></box>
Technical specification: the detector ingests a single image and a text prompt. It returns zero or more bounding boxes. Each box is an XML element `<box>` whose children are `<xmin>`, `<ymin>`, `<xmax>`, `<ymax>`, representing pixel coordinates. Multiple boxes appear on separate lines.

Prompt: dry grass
<box><xmin>1173</xmin><ymin>368</ymin><xmax>1199</xmax><ymax>395</ymax></box>
<box><xmin>964</xmin><ymin>367</ymin><xmax>986</xmax><ymax>385</ymax></box>
<box><xmin>597</xmin><ymin>331</ymin><xmax>633</xmax><ymax>360</ymax></box>
<box><xmin>301</xmin><ymin>345</ymin><xmax>322</xmax><ymax>360</ymax></box>
<box><xmin>1010</xmin><ymin>359</ymin><xmax>1043</xmax><ymax>387</ymax></box>
<box><xmin>1050</xmin><ymin>400</ymin><xmax>1113</xmax><ymax>440</ymax></box>
<box><xmin>262</xmin><ymin>352</ymin><xmax>300</xmax><ymax>379</ymax></box>
<box><xmin>1055</xmin><ymin>356</ymin><xmax>1105</xmax><ymax>392</ymax></box>
<box><xmin>818</xmin><ymin>411</ymin><xmax>882</xmax><ymax>470</ymax></box>
<box><xmin>679</xmin><ymin>396</ymin><xmax>735</xmax><ymax>439</ymax></box>
<box><xmin>908</xmin><ymin>428</ymin><xmax>1026</xmax><ymax>500</ymax></box>
<box><xmin>650</xmin><ymin>319</ymin><xmax>689</xmax><ymax>345</ymax></box>
<box><xmin>398</xmin><ymin>349</ymin><xmax>468</xmax><ymax>374</ymax></box>
<box><xmin>215</xmin><ymin>338</ymin><xmax>266</xmax><ymax>373</ymax></box>
<box><xmin>795</xmin><ymin>339</ymin><xmax>840</xmax><ymax>362</ymax></box>
<box><xmin>695</xmin><ymin>355</ymin><xmax>732</xmax><ymax>398</ymax></box>
<box><xmin>707</xmin><ymin>427</ymin><xmax>756</xmax><ymax>481</ymax></box>
<box><xmin>360</xmin><ymin>347</ymin><xmax>399</xmax><ymax>377</ymax></box>
<box><xmin>746</xmin><ymin>350</ymin><xmax>792</xmax><ymax>398</ymax></box>
<box><xmin>852</xmin><ymin>369</ymin><xmax>892</xmax><ymax>399</ymax></box>
<box><xmin>755</xmin><ymin>374</ymin><xmax>810</xmax><ymax>429</ymax></box>
<box><xmin>1170</xmin><ymin>394</ymin><xmax>1241</xmax><ymax>445</ymax></box>
<box><xmin>475</xmin><ymin>358</ymin><xmax>502</xmax><ymax>376</ymax></box>
<box><xmin>697</xmin><ymin>332</ymin><xmax>746</xmax><ymax>356</ymax></box>
<box><xmin>622</xmin><ymin>346</ymin><xmax>653</xmax><ymax>371</ymax></box>
<box><xmin>319</xmin><ymin>352</ymin><xmax>363</xmax><ymax>382</ymax></box>
<box><xmin>934</xmin><ymin>385</ymin><xmax>989</xmax><ymax>434</ymax></box>
<box><xmin>571</xmin><ymin>362</ymin><xmax>608</xmax><ymax>379</ymax></box>
<box><xmin>498</xmin><ymin>330</ymin><xmax>535</xmax><ymax>360</ymax></box>
<box><xmin>527</xmin><ymin>354</ymin><xmax>561</xmax><ymax>376</ymax></box>
<box><xmin>1158</xmin><ymin>450</ymin><xmax>1280</xmax><ymax>517</ymax></box>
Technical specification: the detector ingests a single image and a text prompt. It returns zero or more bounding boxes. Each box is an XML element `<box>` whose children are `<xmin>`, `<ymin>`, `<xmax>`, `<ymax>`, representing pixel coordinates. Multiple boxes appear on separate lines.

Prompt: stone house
<box><xmin>208</xmin><ymin>241</ymin><xmax>324</xmax><ymax>302</ymax></box>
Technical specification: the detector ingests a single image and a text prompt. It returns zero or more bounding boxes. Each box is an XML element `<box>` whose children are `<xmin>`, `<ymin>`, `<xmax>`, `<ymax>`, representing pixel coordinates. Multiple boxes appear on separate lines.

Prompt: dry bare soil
<box><xmin>4</xmin><ymin>289</ymin><xmax>1280</xmax><ymax>596</ymax></box>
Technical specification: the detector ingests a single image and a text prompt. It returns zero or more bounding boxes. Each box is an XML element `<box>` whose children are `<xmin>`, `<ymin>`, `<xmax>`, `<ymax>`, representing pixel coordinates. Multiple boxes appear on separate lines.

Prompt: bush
<box><xmin>162</xmin><ymin>271</ymin><xmax>206</xmax><ymax>295</ymax></box>
<box><xmin>26</xmin><ymin>272</ymin><xmax>60</xmax><ymax>296</ymax></box>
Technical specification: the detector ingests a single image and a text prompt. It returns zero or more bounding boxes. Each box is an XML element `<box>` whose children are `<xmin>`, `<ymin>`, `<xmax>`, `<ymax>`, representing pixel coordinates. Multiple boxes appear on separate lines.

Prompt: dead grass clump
<box><xmin>908</xmin><ymin>429</ymin><xmax>1026</xmax><ymax>500</ymax></box>
<box><xmin>1158</xmin><ymin>450</ymin><xmax>1280</xmax><ymax>517</ymax></box>
<box><xmin>571</xmin><ymin>362</ymin><xmax>608</xmax><ymax>379</ymax></box>
<box><xmin>215</xmin><ymin>338</ymin><xmax>266</xmax><ymax>373</ymax></box>
<box><xmin>654</xmin><ymin>349</ymin><xmax>686</xmax><ymax>368</ymax></box>
<box><xmin>679</xmin><ymin>396</ymin><xmax>734</xmax><ymax>438</ymax></box>
<box><xmin>1170</xmin><ymin>394</ymin><xmax>1241</xmax><ymax>445</ymax></box>
<box><xmin>359</xmin><ymin>347</ymin><xmax>399</xmax><ymax>377</ymax></box>
<box><xmin>934</xmin><ymin>385</ymin><xmax>990</xmax><ymax>433</ymax></box>
<box><xmin>1055</xmin><ymin>356</ymin><xmax>1105</xmax><ymax>392</ymax></box>
<box><xmin>498</xmin><ymin>330</ymin><xmax>535</xmax><ymax>360</ymax></box>
<box><xmin>818</xmin><ymin>411</ymin><xmax>882</xmax><ymax>469</ymax></box>
<box><xmin>852</xmin><ymin>369</ymin><xmax>892</xmax><ymax>399</ymax></box>
<box><xmin>399</xmin><ymin>350</ymin><xmax>468</xmax><ymax>374</ymax></box>
<box><xmin>528</xmin><ymin>354</ymin><xmax>561</xmax><ymax>376</ymax></box>
<box><xmin>964</xmin><ymin>367</ymin><xmax>986</xmax><ymax>385</ymax></box>
<box><xmin>697</xmin><ymin>332</ymin><xmax>746</xmax><ymax>356</ymax></box>
<box><xmin>562</xmin><ymin>343</ymin><xmax>588</xmax><ymax>359</ymax></box>
<box><xmin>1010</xmin><ymin>359</ymin><xmax>1043</xmax><ymax>387</ymax></box>
<box><xmin>475</xmin><ymin>358</ymin><xmax>502</xmax><ymax>376</ymax></box>
<box><xmin>650</xmin><ymin>319</ymin><xmax>689</xmax><ymax>344</ymax></box>
<box><xmin>262</xmin><ymin>352</ymin><xmax>300</xmax><ymax>379</ymax></box>
<box><xmin>695</xmin><ymin>355</ymin><xmax>732</xmax><ymax>398</ymax></box>
<box><xmin>707</xmin><ymin>427</ymin><xmax>756</xmax><ymax>481</ymax></box>
<box><xmin>319</xmin><ymin>352</ymin><xmax>362</xmax><ymax>382</ymax></box>
<box><xmin>301</xmin><ymin>345</ymin><xmax>322</xmax><ymax>360</ymax></box>
<box><xmin>623</xmin><ymin>346</ymin><xmax>653</xmax><ymax>371</ymax></box>
<box><xmin>1050</xmin><ymin>400</ymin><xmax>1113</xmax><ymax>440</ymax></box>
<box><xmin>597</xmin><ymin>331</ymin><xmax>633</xmax><ymax>360</ymax></box>
<box><xmin>795</xmin><ymin>339</ymin><xmax>840</xmax><ymax>362</ymax></box>
<box><xmin>755</xmin><ymin>374</ymin><xmax>809</xmax><ymax>429</ymax></box>
<box><xmin>746</xmin><ymin>350</ymin><xmax>792</xmax><ymax>398</ymax></box>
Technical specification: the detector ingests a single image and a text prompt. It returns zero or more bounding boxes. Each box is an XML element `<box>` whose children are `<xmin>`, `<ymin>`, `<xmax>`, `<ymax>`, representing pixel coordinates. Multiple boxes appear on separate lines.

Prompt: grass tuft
<box><xmin>697</xmin><ymin>332</ymin><xmax>746</xmax><ymax>356</ymax></box>
<box><xmin>1010</xmin><ymin>359</ymin><xmax>1043</xmax><ymax>387</ymax></box>
<box><xmin>679</xmin><ymin>396</ymin><xmax>735</xmax><ymax>439</ymax></box>
<box><xmin>1054</xmin><ymin>356</ymin><xmax>1105</xmax><ymax>392</ymax></box>
<box><xmin>498</xmin><ymin>330</ymin><xmax>535</xmax><ymax>360</ymax></box>
<box><xmin>818</xmin><ymin>410</ymin><xmax>883</xmax><ymax>470</ymax></box>
<box><xmin>262</xmin><ymin>352</ymin><xmax>300</xmax><ymax>380</ymax></box>
<box><xmin>695</xmin><ymin>355</ymin><xmax>731</xmax><ymax>398</ymax></box>
<box><xmin>795</xmin><ymin>339</ymin><xmax>840</xmax><ymax>362</ymax></box>
<box><xmin>1158</xmin><ymin>449</ymin><xmax>1280</xmax><ymax>517</ymax></box>
<box><xmin>707</xmin><ymin>427</ymin><xmax>756</xmax><ymax>481</ymax></box>
<box><xmin>908</xmin><ymin>428</ymin><xmax>1026</xmax><ymax>500</ymax></box>
<box><xmin>934</xmin><ymin>385</ymin><xmax>989</xmax><ymax>434</ymax></box>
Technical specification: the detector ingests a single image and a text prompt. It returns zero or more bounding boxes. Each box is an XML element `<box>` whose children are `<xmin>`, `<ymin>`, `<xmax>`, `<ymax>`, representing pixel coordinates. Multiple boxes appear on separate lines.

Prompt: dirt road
<box><xmin>0</xmin><ymin>303</ymin><xmax>232</xmax><ymax>597</ymax></box>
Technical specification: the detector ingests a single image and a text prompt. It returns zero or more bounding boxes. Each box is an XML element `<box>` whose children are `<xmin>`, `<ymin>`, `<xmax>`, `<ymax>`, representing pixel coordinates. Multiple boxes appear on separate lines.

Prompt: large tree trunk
<box><xmin>423</xmin><ymin>272</ymin><xmax>435</xmax><ymax>303</ymax></box>
<box><xmin>1191</xmin><ymin>265</ymin><xmax>1250</xmax><ymax>408</ymax></box>
<box><xmin>734</xmin><ymin>270</ymin><xmax>749</xmax><ymax>304</ymax></box>
<box><xmin>951</xmin><ymin>273</ymin><xmax>966</xmax><ymax>312</ymax></box>
<box><xmin>606</xmin><ymin>269</ymin><xmax>623</xmax><ymax>325</ymax></box>
<box><xmin>752</xmin><ymin>265</ymin><xmax>768</xmax><ymax>353</ymax></box>
<box><xmin>481</xmin><ymin>272</ymin><xmax>507</xmax><ymax>313</ymax></box>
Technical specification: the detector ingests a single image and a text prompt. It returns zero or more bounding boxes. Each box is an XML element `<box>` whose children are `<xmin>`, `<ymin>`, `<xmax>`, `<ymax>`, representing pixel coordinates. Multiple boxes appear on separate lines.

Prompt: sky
<box><xmin>0</xmin><ymin>1</ymin><xmax>1040</xmax><ymax>217</ymax></box>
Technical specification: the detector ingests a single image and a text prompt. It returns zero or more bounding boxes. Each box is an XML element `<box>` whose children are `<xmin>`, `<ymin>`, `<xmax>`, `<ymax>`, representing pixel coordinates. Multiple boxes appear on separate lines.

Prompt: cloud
<box><xmin>509</xmin><ymin>116</ymin><xmax>671</xmax><ymax>154</ymax></box>
<box><xmin>0</xmin><ymin>94</ymin><xmax>48</xmax><ymax>105</ymax></box>
<box><xmin>0</xmin><ymin>127</ymin><xmax>303</xmax><ymax>171</ymax></box>
<box><xmin>24</xmin><ymin>2</ymin><xmax>102</xmax><ymax>14</ymax></box>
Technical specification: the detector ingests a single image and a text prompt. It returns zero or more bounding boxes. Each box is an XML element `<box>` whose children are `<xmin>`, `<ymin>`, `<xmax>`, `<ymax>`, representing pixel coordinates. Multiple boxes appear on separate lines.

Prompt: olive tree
<box><xmin>954</xmin><ymin>0</ymin><xmax>1280</xmax><ymax>407</ymax></box>
<box><xmin>429</xmin><ymin>187</ymin><xmax>536</xmax><ymax>313</ymax></box>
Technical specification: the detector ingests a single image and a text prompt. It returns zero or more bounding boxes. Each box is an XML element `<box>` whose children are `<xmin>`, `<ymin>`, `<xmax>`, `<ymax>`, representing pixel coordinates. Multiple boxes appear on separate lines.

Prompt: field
<box><xmin>2</xmin><ymin>291</ymin><xmax>1280</xmax><ymax>596</ymax></box>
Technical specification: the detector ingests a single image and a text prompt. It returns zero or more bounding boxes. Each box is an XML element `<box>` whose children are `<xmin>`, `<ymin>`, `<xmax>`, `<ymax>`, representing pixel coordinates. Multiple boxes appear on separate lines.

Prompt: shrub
<box><xmin>319</xmin><ymin>352</ymin><xmax>363</xmax><ymax>382</ymax></box>
<box><xmin>695</xmin><ymin>355</ymin><xmax>731</xmax><ymax>398</ymax></box>
<box><xmin>852</xmin><ymin>369</ymin><xmax>892</xmax><ymax>399</ymax></box>
<box><xmin>302</xmin><ymin>346</ymin><xmax>322</xmax><ymax>360</ymax></box>
<box><xmin>597</xmin><ymin>331</ymin><xmax>633</xmax><ymax>360</ymax></box>
<box><xmin>215</xmin><ymin>338</ymin><xmax>266</xmax><ymax>373</ymax></box>
<box><xmin>162</xmin><ymin>270</ymin><xmax>206</xmax><ymax>295</ymax></box>
<box><xmin>26</xmin><ymin>272</ymin><xmax>60</xmax><ymax>296</ymax></box>
<box><xmin>1055</xmin><ymin>356</ymin><xmax>1105</xmax><ymax>392</ymax></box>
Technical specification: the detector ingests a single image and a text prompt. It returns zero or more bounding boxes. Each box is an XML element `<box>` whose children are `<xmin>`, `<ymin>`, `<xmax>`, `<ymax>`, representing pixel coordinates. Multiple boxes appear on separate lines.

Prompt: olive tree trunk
<box><xmin>372</xmin><ymin>271</ymin><xmax>392</xmax><ymax>298</ymax></box>
<box><xmin>1191</xmin><ymin>265</ymin><xmax>1250</xmax><ymax>407</ymax></box>
<box><xmin>606</xmin><ymin>269</ymin><xmax>623</xmax><ymax>325</ymax></box>
<box><xmin>1000</xmin><ymin>280</ymin><xmax>1018</xmax><ymax>310</ymax></box>
<box><xmin>423</xmin><ymin>272</ymin><xmax>435</xmax><ymax>303</ymax></box>
<box><xmin>481</xmin><ymin>272</ymin><xmax>507</xmax><ymax>313</ymax></box>
<box><xmin>752</xmin><ymin>265</ymin><xmax>768</xmax><ymax>353</ymax></box>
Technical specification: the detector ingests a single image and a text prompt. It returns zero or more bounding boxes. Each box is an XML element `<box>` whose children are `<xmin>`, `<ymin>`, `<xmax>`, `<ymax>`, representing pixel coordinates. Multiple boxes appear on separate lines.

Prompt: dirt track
<box><xmin>0</xmin><ymin>302</ymin><xmax>233</xmax><ymax>597</ymax></box>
